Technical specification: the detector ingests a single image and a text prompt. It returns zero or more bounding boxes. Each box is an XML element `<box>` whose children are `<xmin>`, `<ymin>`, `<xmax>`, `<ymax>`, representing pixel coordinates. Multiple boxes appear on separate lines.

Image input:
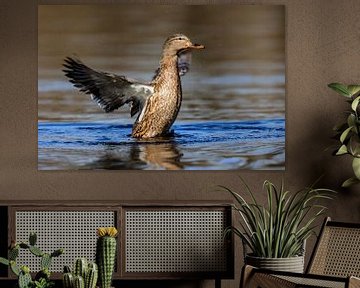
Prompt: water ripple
<box><xmin>38</xmin><ymin>119</ymin><xmax>285</xmax><ymax>170</ymax></box>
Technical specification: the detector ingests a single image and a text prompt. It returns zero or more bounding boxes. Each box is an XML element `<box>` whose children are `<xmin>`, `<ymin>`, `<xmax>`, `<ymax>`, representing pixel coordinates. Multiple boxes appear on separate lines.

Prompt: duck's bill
<box><xmin>189</xmin><ymin>43</ymin><xmax>205</xmax><ymax>49</ymax></box>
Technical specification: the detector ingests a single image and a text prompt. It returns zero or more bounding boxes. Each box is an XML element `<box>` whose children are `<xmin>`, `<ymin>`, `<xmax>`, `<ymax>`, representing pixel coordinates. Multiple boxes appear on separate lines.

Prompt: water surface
<box><xmin>38</xmin><ymin>119</ymin><xmax>284</xmax><ymax>170</ymax></box>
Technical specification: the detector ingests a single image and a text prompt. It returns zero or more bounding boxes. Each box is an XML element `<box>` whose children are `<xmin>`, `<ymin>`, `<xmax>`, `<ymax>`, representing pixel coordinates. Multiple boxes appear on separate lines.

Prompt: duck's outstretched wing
<box><xmin>63</xmin><ymin>57</ymin><xmax>153</xmax><ymax>117</ymax></box>
<box><xmin>177</xmin><ymin>51</ymin><xmax>192</xmax><ymax>76</ymax></box>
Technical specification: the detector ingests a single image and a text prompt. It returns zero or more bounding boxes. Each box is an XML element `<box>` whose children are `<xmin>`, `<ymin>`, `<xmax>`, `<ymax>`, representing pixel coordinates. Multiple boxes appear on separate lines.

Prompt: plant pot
<box><xmin>245</xmin><ymin>254</ymin><xmax>305</xmax><ymax>273</ymax></box>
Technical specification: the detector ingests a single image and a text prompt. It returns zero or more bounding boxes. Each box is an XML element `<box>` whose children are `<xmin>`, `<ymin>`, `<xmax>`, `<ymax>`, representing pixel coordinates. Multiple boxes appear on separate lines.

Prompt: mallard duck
<box><xmin>63</xmin><ymin>34</ymin><xmax>204</xmax><ymax>138</ymax></box>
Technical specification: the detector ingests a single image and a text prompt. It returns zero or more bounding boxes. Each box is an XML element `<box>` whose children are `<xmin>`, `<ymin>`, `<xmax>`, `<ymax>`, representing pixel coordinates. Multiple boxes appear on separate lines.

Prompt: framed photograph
<box><xmin>38</xmin><ymin>4</ymin><xmax>285</xmax><ymax>170</ymax></box>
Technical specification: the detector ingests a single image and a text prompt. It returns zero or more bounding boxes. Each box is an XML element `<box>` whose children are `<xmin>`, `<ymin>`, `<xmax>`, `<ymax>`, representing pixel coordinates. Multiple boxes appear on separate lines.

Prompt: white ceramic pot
<box><xmin>245</xmin><ymin>254</ymin><xmax>305</xmax><ymax>273</ymax></box>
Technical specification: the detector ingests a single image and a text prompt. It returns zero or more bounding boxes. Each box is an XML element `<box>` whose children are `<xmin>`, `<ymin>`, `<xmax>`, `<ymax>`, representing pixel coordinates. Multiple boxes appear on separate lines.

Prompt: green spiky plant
<box><xmin>96</xmin><ymin>227</ymin><xmax>118</xmax><ymax>288</ymax></box>
<box><xmin>328</xmin><ymin>83</ymin><xmax>360</xmax><ymax>187</ymax></box>
<box><xmin>0</xmin><ymin>232</ymin><xmax>63</xmax><ymax>288</ymax></box>
<box><xmin>222</xmin><ymin>179</ymin><xmax>335</xmax><ymax>258</ymax></box>
<box><xmin>62</xmin><ymin>258</ymin><xmax>98</xmax><ymax>288</ymax></box>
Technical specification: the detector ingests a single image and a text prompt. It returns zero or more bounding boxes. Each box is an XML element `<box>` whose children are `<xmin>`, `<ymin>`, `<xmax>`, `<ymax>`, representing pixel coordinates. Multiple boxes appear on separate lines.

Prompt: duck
<box><xmin>63</xmin><ymin>34</ymin><xmax>204</xmax><ymax>138</ymax></box>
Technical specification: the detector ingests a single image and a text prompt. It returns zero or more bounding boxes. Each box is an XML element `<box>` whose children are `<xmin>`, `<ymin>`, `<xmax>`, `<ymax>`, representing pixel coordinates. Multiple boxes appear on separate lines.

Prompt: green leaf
<box><xmin>347</xmin><ymin>85</ymin><xmax>360</xmax><ymax>97</ymax></box>
<box><xmin>342</xmin><ymin>177</ymin><xmax>360</xmax><ymax>188</ymax></box>
<box><xmin>349</xmin><ymin>135</ymin><xmax>360</xmax><ymax>157</ymax></box>
<box><xmin>351</xmin><ymin>96</ymin><xmax>360</xmax><ymax>111</ymax></box>
<box><xmin>340</xmin><ymin>126</ymin><xmax>353</xmax><ymax>143</ymax></box>
<box><xmin>352</xmin><ymin>157</ymin><xmax>360</xmax><ymax>179</ymax></box>
<box><xmin>223</xmin><ymin>179</ymin><xmax>335</xmax><ymax>258</ymax></box>
<box><xmin>10</xmin><ymin>261</ymin><xmax>20</xmax><ymax>276</ymax></box>
<box><xmin>347</xmin><ymin>114</ymin><xmax>356</xmax><ymax>127</ymax></box>
<box><xmin>328</xmin><ymin>83</ymin><xmax>351</xmax><ymax>97</ymax></box>
<box><xmin>336</xmin><ymin>145</ymin><xmax>348</xmax><ymax>155</ymax></box>
<box><xmin>0</xmin><ymin>257</ymin><xmax>9</xmax><ymax>266</ymax></box>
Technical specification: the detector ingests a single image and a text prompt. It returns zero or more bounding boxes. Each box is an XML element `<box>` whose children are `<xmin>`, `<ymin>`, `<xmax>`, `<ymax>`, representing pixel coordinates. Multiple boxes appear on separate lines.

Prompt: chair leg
<box><xmin>240</xmin><ymin>265</ymin><xmax>255</xmax><ymax>288</ymax></box>
<box><xmin>215</xmin><ymin>278</ymin><xmax>221</xmax><ymax>288</ymax></box>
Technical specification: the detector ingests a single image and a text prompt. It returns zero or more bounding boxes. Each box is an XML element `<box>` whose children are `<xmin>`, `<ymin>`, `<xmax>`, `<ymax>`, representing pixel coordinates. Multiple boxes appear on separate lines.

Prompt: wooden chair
<box><xmin>241</xmin><ymin>217</ymin><xmax>360</xmax><ymax>288</ymax></box>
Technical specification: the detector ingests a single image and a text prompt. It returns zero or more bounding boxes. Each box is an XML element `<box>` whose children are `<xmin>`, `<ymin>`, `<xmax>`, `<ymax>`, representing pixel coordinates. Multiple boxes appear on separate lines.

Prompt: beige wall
<box><xmin>1</xmin><ymin>1</ymin><xmax>360</xmax><ymax>287</ymax></box>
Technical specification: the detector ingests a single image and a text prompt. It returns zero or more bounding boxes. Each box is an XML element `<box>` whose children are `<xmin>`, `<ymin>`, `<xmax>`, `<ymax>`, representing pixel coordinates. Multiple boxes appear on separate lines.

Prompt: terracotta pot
<box><xmin>245</xmin><ymin>254</ymin><xmax>305</xmax><ymax>273</ymax></box>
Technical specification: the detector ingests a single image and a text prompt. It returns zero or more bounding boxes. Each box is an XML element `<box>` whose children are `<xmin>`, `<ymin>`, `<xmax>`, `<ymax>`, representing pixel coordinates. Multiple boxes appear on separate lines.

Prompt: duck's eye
<box><xmin>177</xmin><ymin>37</ymin><xmax>183</xmax><ymax>41</ymax></box>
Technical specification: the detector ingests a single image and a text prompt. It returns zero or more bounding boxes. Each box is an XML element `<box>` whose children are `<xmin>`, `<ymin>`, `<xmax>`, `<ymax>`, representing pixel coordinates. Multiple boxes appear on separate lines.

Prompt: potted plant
<box><xmin>96</xmin><ymin>227</ymin><xmax>118</xmax><ymax>288</ymax></box>
<box><xmin>0</xmin><ymin>232</ymin><xmax>63</xmax><ymax>288</ymax></box>
<box><xmin>222</xmin><ymin>179</ymin><xmax>334</xmax><ymax>273</ymax></box>
<box><xmin>61</xmin><ymin>227</ymin><xmax>117</xmax><ymax>288</ymax></box>
<box><xmin>328</xmin><ymin>83</ymin><xmax>360</xmax><ymax>187</ymax></box>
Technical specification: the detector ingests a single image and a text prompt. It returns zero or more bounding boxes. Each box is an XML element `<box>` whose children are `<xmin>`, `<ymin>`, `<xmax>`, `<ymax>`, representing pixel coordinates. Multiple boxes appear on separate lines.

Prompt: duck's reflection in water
<box><xmin>83</xmin><ymin>137</ymin><xmax>184</xmax><ymax>170</ymax></box>
<box><xmin>137</xmin><ymin>142</ymin><xmax>184</xmax><ymax>170</ymax></box>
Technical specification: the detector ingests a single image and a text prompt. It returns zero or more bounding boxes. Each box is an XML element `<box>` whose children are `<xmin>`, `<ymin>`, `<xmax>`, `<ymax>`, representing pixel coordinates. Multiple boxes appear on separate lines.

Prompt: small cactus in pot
<box><xmin>0</xmin><ymin>232</ymin><xmax>63</xmax><ymax>288</ymax></box>
<box><xmin>62</xmin><ymin>266</ymin><xmax>74</xmax><ymax>288</ymax></box>
<box><xmin>96</xmin><ymin>227</ymin><xmax>118</xmax><ymax>288</ymax></box>
<box><xmin>85</xmin><ymin>262</ymin><xmax>98</xmax><ymax>288</ymax></box>
<box><xmin>74</xmin><ymin>258</ymin><xmax>88</xmax><ymax>280</ymax></box>
<box><xmin>62</xmin><ymin>259</ymin><xmax>98</xmax><ymax>288</ymax></box>
<box><xmin>73</xmin><ymin>275</ymin><xmax>85</xmax><ymax>288</ymax></box>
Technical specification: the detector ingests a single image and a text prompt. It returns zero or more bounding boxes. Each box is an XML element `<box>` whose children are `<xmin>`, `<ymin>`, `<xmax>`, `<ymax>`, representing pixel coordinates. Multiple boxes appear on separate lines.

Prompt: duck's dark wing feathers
<box><xmin>152</xmin><ymin>51</ymin><xmax>192</xmax><ymax>81</ymax></box>
<box><xmin>177</xmin><ymin>51</ymin><xmax>192</xmax><ymax>76</ymax></box>
<box><xmin>63</xmin><ymin>57</ymin><xmax>153</xmax><ymax>116</ymax></box>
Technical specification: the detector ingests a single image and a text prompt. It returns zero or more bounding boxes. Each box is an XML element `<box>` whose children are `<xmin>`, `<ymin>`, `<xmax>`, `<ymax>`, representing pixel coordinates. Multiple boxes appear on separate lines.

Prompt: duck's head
<box><xmin>162</xmin><ymin>34</ymin><xmax>204</xmax><ymax>58</ymax></box>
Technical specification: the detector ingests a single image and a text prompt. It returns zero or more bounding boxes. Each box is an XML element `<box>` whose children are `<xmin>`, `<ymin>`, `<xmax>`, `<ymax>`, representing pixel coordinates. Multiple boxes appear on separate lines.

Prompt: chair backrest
<box><xmin>307</xmin><ymin>217</ymin><xmax>360</xmax><ymax>277</ymax></box>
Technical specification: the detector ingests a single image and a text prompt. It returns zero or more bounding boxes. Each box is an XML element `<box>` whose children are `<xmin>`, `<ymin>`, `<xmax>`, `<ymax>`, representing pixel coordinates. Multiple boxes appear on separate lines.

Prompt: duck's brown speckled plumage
<box><xmin>132</xmin><ymin>57</ymin><xmax>181</xmax><ymax>138</ymax></box>
<box><xmin>63</xmin><ymin>34</ymin><xmax>204</xmax><ymax>138</ymax></box>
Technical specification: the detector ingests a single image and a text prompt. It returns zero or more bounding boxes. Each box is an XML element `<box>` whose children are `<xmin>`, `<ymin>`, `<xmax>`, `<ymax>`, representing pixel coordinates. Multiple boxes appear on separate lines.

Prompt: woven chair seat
<box><xmin>277</xmin><ymin>274</ymin><xmax>347</xmax><ymax>288</ymax></box>
<box><xmin>241</xmin><ymin>218</ymin><xmax>360</xmax><ymax>288</ymax></box>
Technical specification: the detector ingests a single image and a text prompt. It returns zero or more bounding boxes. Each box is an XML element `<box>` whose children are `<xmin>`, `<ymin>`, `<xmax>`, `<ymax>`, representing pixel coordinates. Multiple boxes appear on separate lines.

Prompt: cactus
<box><xmin>74</xmin><ymin>258</ymin><xmax>88</xmax><ymax>279</ymax></box>
<box><xmin>29</xmin><ymin>245</ymin><xmax>44</xmax><ymax>257</ymax></box>
<box><xmin>9</xmin><ymin>246</ymin><xmax>19</xmax><ymax>260</ymax></box>
<box><xmin>41</xmin><ymin>253</ymin><xmax>52</xmax><ymax>270</ymax></box>
<box><xmin>18</xmin><ymin>267</ymin><xmax>32</xmax><ymax>288</ymax></box>
<box><xmin>74</xmin><ymin>275</ymin><xmax>85</xmax><ymax>288</ymax></box>
<box><xmin>35</xmin><ymin>268</ymin><xmax>51</xmax><ymax>282</ymax></box>
<box><xmin>51</xmin><ymin>248</ymin><xmax>64</xmax><ymax>258</ymax></box>
<box><xmin>63</xmin><ymin>259</ymin><xmax>98</xmax><ymax>288</ymax></box>
<box><xmin>29</xmin><ymin>232</ymin><xmax>37</xmax><ymax>246</ymax></box>
<box><xmin>19</xmin><ymin>271</ymin><xmax>32</xmax><ymax>288</ymax></box>
<box><xmin>96</xmin><ymin>227</ymin><xmax>118</xmax><ymax>288</ymax></box>
<box><xmin>63</xmin><ymin>272</ymin><xmax>74</xmax><ymax>288</ymax></box>
<box><xmin>0</xmin><ymin>232</ymin><xmax>64</xmax><ymax>288</ymax></box>
<box><xmin>10</xmin><ymin>260</ymin><xmax>21</xmax><ymax>276</ymax></box>
<box><xmin>19</xmin><ymin>243</ymin><xmax>30</xmax><ymax>249</ymax></box>
<box><xmin>85</xmin><ymin>262</ymin><xmax>98</xmax><ymax>288</ymax></box>
<box><xmin>64</xmin><ymin>265</ymin><xmax>72</xmax><ymax>273</ymax></box>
